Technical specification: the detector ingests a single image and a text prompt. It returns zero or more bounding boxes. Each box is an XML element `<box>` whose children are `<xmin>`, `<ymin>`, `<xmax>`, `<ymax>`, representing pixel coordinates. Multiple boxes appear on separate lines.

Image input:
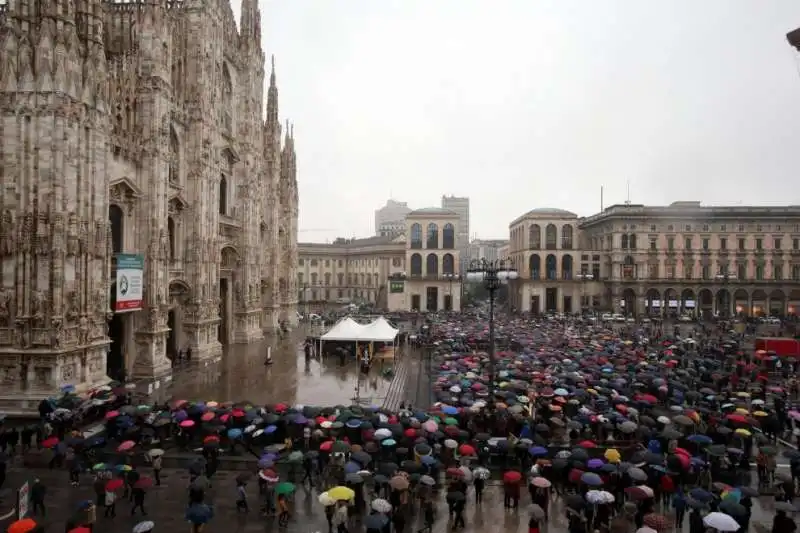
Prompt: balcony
<box><xmin>408</xmin><ymin>273</ymin><xmax>463</xmax><ymax>281</ymax></box>
<box><xmin>665</xmin><ymin>248</ymin><xmax>677</xmax><ymax>256</ymax></box>
<box><xmin>647</xmin><ymin>248</ymin><xmax>658</xmax><ymax>256</ymax></box>
<box><xmin>791</xmin><ymin>249</ymin><xmax>800</xmax><ymax>256</ymax></box>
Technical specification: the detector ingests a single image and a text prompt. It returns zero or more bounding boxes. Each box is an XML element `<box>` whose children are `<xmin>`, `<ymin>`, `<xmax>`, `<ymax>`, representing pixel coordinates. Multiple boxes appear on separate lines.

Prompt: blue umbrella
<box><xmin>421</xmin><ymin>455</ymin><xmax>437</xmax><ymax>466</ymax></box>
<box><xmin>687</xmin><ymin>434</ymin><xmax>712</xmax><ymax>445</ymax></box>
<box><xmin>581</xmin><ymin>472</ymin><xmax>603</xmax><ymax>486</ymax></box>
<box><xmin>689</xmin><ymin>488</ymin><xmax>713</xmax><ymax>503</ymax></box>
<box><xmin>264</xmin><ymin>425</ymin><xmax>278</xmax><ymax>434</ymax></box>
<box><xmin>293</xmin><ymin>415</ymin><xmax>309</xmax><ymax>425</ymax></box>
<box><xmin>185</xmin><ymin>503</ymin><xmax>214</xmax><ymax>524</ymax></box>
<box><xmin>344</xmin><ymin>462</ymin><xmax>361</xmax><ymax>474</ymax></box>
<box><xmin>528</xmin><ymin>446</ymin><xmax>548</xmax><ymax>457</ymax></box>
<box><xmin>441</xmin><ymin>406</ymin><xmax>458</xmax><ymax>415</ymax></box>
<box><xmin>227</xmin><ymin>428</ymin><xmax>243</xmax><ymax>439</ymax></box>
<box><xmin>345</xmin><ymin>419</ymin><xmax>362</xmax><ymax>429</ymax></box>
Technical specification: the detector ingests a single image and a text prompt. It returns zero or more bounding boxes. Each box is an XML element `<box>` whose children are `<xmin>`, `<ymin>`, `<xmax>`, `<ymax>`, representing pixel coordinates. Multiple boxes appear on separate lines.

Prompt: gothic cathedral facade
<box><xmin>0</xmin><ymin>0</ymin><xmax>299</xmax><ymax>412</ymax></box>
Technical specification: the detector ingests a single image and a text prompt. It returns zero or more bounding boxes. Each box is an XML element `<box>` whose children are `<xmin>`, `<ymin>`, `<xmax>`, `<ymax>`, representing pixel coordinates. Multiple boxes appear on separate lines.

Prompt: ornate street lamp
<box><xmin>715</xmin><ymin>273</ymin><xmax>737</xmax><ymax>318</ymax></box>
<box><xmin>575</xmin><ymin>273</ymin><xmax>594</xmax><ymax>314</ymax></box>
<box><xmin>443</xmin><ymin>273</ymin><xmax>461</xmax><ymax>311</ymax></box>
<box><xmin>465</xmin><ymin>258</ymin><xmax>518</xmax><ymax>409</ymax></box>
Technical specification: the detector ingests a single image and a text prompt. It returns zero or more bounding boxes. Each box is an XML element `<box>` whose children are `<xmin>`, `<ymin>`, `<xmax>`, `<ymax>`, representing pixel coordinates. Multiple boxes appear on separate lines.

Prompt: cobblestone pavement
<box><xmin>0</xmin><ymin>463</ymin><xmax>785</xmax><ymax>533</ymax></box>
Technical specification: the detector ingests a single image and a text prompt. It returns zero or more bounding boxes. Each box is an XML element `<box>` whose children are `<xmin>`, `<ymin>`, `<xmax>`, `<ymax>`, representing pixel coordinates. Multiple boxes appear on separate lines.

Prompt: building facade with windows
<box><xmin>508</xmin><ymin>208</ymin><xmax>602</xmax><ymax>314</ymax></box>
<box><xmin>297</xmin><ymin>236</ymin><xmax>406</xmax><ymax>310</ymax></box>
<box><xmin>579</xmin><ymin>201</ymin><xmax>800</xmax><ymax>318</ymax></box>
<box><xmin>375</xmin><ymin>199</ymin><xmax>412</xmax><ymax>238</ymax></box>
<box><xmin>388</xmin><ymin>208</ymin><xmax>463</xmax><ymax>312</ymax></box>
<box><xmin>468</xmin><ymin>239</ymin><xmax>510</xmax><ymax>264</ymax></box>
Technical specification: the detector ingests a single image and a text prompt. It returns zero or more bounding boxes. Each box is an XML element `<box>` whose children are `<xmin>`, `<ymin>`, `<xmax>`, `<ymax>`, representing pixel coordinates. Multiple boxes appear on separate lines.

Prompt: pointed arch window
<box><xmin>219</xmin><ymin>175</ymin><xmax>228</xmax><ymax>215</ymax></box>
<box><xmin>167</xmin><ymin>216</ymin><xmax>176</xmax><ymax>260</ymax></box>
<box><xmin>109</xmin><ymin>205</ymin><xmax>124</xmax><ymax>254</ymax></box>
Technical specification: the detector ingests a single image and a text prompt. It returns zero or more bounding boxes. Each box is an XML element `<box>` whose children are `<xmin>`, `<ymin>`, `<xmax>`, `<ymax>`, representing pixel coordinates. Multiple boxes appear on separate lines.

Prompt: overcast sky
<box><xmin>245</xmin><ymin>1</ymin><xmax>800</xmax><ymax>242</ymax></box>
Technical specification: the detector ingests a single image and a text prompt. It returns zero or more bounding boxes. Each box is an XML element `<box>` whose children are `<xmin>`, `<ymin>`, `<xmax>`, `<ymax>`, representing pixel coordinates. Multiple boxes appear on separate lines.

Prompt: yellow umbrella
<box><xmin>605</xmin><ymin>448</ymin><xmax>621</xmax><ymax>463</ymax></box>
<box><xmin>734</xmin><ymin>428</ymin><xmax>751</xmax><ymax>437</ymax></box>
<box><xmin>753</xmin><ymin>411</ymin><xmax>768</xmax><ymax>417</ymax></box>
<box><xmin>327</xmin><ymin>486</ymin><xmax>355</xmax><ymax>501</ymax></box>
<box><xmin>735</xmin><ymin>408</ymin><xmax>749</xmax><ymax>415</ymax></box>
<box><xmin>736</xmin><ymin>392</ymin><xmax>750</xmax><ymax>398</ymax></box>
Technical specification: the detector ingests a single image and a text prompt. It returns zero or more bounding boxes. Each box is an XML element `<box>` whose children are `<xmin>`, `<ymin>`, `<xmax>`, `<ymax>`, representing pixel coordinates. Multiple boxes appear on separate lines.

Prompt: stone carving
<box><xmin>93</xmin><ymin>290</ymin><xmax>106</xmax><ymax>317</ymax></box>
<box><xmin>50</xmin><ymin>319</ymin><xmax>63</xmax><ymax>349</ymax></box>
<box><xmin>66</xmin><ymin>291</ymin><xmax>80</xmax><ymax>323</ymax></box>
<box><xmin>21</xmin><ymin>213</ymin><xmax>34</xmax><ymax>252</ymax></box>
<box><xmin>31</xmin><ymin>291</ymin><xmax>46</xmax><ymax>327</ymax></box>
<box><xmin>0</xmin><ymin>365</ymin><xmax>17</xmax><ymax>385</ymax></box>
<box><xmin>78</xmin><ymin>315</ymin><xmax>90</xmax><ymax>345</ymax></box>
<box><xmin>14</xmin><ymin>319</ymin><xmax>28</xmax><ymax>348</ymax></box>
<box><xmin>0</xmin><ymin>290</ymin><xmax>12</xmax><ymax>327</ymax></box>
<box><xmin>0</xmin><ymin>210</ymin><xmax>13</xmax><ymax>256</ymax></box>
<box><xmin>61</xmin><ymin>361</ymin><xmax>76</xmax><ymax>381</ymax></box>
<box><xmin>67</xmin><ymin>213</ymin><xmax>79</xmax><ymax>256</ymax></box>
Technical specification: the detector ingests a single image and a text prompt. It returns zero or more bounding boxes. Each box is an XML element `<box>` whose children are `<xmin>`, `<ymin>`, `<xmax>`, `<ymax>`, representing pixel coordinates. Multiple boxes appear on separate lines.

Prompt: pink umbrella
<box><xmin>179</xmin><ymin>419</ymin><xmax>195</xmax><ymax>428</ymax></box>
<box><xmin>117</xmin><ymin>440</ymin><xmax>136</xmax><ymax>452</ymax></box>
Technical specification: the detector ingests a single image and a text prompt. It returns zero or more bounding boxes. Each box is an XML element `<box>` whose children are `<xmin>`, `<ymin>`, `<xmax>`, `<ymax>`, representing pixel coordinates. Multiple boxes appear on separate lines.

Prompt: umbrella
<box><xmin>702</xmin><ymin>512</ymin><xmax>739</xmax><ymax>532</ymax></box>
<box><xmin>7</xmin><ymin>519</ymin><xmax>39</xmax><ymax>533</ymax></box>
<box><xmin>364</xmin><ymin>514</ymin><xmax>389</xmax><ymax>530</ymax></box>
<box><xmin>503</xmin><ymin>471</ymin><xmax>522</xmax><ymax>484</ymax></box>
<box><xmin>581</xmin><ymin>472</ymin><xmax>603</xmax><ymax>486</ymax></box>
<box><xmin>472</xmin><ymin>467</ymin><xmax>490</xmax><ymax>480</ymax></box>
<box><xmin>318</xmin><ymin>492</ymin><xmax>336</xmax><ymax>506</ymax></box>
<box><xmin>774</xmin><ymin>501</ymin><xmax>798</xmax><ymax>512</ymax></box>
<box><xmin>275</xmin><ymin>482</ymin><xmax>295</xmax><ymax>495</ymax></box>
<box><xmin>117</xmin><ymin>440</ymin><xmax>136</xmax><ymax>452</ymax></box>
<box><xmin>106</xmin><ymin>478</ymin><xmax>124</xmax><ymax>491</ymax></box>
<box><xmin>643</xmin><ymin>513</ymin><xmax>669</xmax><ymax>531</ymax></box>
<box><xmin>328</xmin><ymin>486</ymin><xmax>355</xmax><ymax>501</ymax></box>
<box><xmin>371</xmin><ymin>498</ymin><xmax>392</xmax><ymax>513</ymax></box>
<box><xmin>532</xmin><ymin>477</ymin><xmax>551</xmax><ymax>488</ymax></box>
<box><xmin>148</xmin><ymin>449</ymin><xmax>165</xmax><ymax>457</ymax></box>
<box><xmin>132</xmin><ymin>521</ymin><xmax>155</xmax><ymax>533</ymax></box>
<box><xmin>390</xmin><ymin>476</ymin><xmax>409</xmax><ymax>491</ymax></box>
<box><xmin>185</xmin><ymin>503</ymin><xmax>214</xmax><ymax>525</ymax></box>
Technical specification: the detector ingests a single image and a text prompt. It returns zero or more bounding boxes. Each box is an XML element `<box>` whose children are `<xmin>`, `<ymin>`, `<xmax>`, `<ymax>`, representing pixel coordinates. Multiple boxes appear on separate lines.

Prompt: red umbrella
<box><xmin>171</xmin><ymin>399</ymin><xmax>188</xmax><ymax>409</ymax></box>
<box><xmin>643</xmin><ymin>513</ymin><xmax>669</xmax><ymax>532</ymax></box>
<box><xmin>726</xmin><ymin>414</ymin><xmax>748</xmax><ymax>425</ymax></box>
<box><xmin>231</xmin><ymin>409</ymin><xmax>245</xmax><ymax>418</ymax></box>
<box><xmin>41</xmin><ymin>437</ymin><xmax>59</xmax><ymax>449</ymax></box>
<box><xmin>274</xmin><ymin>403</ymin><xmax>288</xmax><ymax>412</ymax></box>
<box><xmin>201</xmin><ymin>412</ymin><xmax>216</xmax><ymax>422</ymax></box>
<box><xmin>117</xmin><ymin>440</ymin><xmax>136</xmax><ymax>452</ymax></box>
<box><xmin>203</xmin><ymin>435</ymin><xmax>220</xmax><ymax>444</ymax></box>
<box><xmin>503</xmin><ymin>470</ymin><xmax>522</xmax><ymax>484</ymax></box>
<box><xmin>104</xmin><ymin>410</ymin><xmax>120</xmax><ymax>420</ymax></box>
<box><xmin>568</xmin><ymin>468</ymin><xmax>585</xmax><ymax>484</ymax></box>
<box><xmin>577</xmin><ymin>440</ymin><xmax>597</xmax><ymax>448</ymax></box>
<box><xmin>105</xmin><ymin>478</ymin><xmax>124</xmax><ymax>491</ymax></box>
<box><xmin>319</xmin><ymin>440</ymin><xmax>334</xmax><ymax>452</ymax></box>
<box><xmin>446</xmin><ymin>467</ymin><xmax>464</xmax><ymax>477</ymax></box>
<box><xmin>458</xmin><ymin>444</ymin><xmax>476</xmax><ymax>456</ymax></box>
<box><xmin>404</xmin><ymin>428</ymin><xmax>417</xmax><ymax>438</ymax></box>
<box><xmin>133</xmin><ymin>477</ymin><xmax>153</xmax><ymax>489</ymax></box>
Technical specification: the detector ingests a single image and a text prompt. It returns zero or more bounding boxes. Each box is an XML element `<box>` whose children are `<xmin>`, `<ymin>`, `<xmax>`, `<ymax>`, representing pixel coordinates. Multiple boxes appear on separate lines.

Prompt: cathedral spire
<box><xmin>240</xmin><ymin>0</ymin><xmax>261</xmax><ymax>48</ymax></box>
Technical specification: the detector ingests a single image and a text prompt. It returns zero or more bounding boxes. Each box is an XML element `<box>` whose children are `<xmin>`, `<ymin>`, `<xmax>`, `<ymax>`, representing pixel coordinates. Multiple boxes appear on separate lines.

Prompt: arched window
<box><xmin>545</xmin><ymin>224</ymin><xmax>557</xmax><ymax>250</ymax></box>
<box><xmin>774</xmin><ymin>264</ymin><xmax>783</xmax><ymax>281</ymax></box>
<box><xmin>219</xmin><ymin>175</ymin><xmax>228</xmax><ymax>215</ymax></box>
<box><xmin>629</xmin><ymin>234</ymin><xmax>637</xmax><ymax>250</ymax></box>
<box><xmin>562</xmin><ymin>254</ymin><xmax>573</xmax><ymax>280</ymax></box>
<box><xmin>545</xmin><ymin>254</ymin><xmax>557</xmax><ymax>280</ymax></box>
<box><xmin>442</xmin><ymin>223</ymin><xmax>455</xmax><ymax>249</ymax></box>
<box><xmin>529</xmin><ymin>254</ymin><xmax>541</xmax><ymax>280</ymax></box>
<box><xmin>324</xmin><ymin>273</ymin><xmax>331</xmax><ymax>285</ymax></box>
<box><xmin>410</xmin><ymin>253</ymin><xmax>422</xmax><ymax>275</ymax></box>
<box><xmin>426</xmin><ymin>253</ymin><xmax>438</xmax><ymax>276</ymax></box>
<box><xmin>426</xmin><ymin>223</ymin><xmax>439</xmax><ymax>249</ymax></box>
<box><xmin>442</xmin><ymin>253</ymin><xmax>455</xmax><ymax>274</ymax></box>
<box><xmin>529</xmin><ymin>224</ymin><xmax>541</xmax><ymax>249</ymax></box>
<box><xmin>737</xmin><ymin>264</ymin><xmax>746</xmax><ymax>280</ymax></box>
<box><xmin>169</xmin><ymin>128</ymin><xmax>180</xmax><ymax>184</ymax></box>
<box><xmin>109</xmin><ymin>205</ymin><xmax>124</xmax><ymax>254</ymax></box>
<box><xmin>410</xmin><ymin>223</ymin><xmax>423</xmax><ymax>249</ymax></box>
<box><xmin>561</xmin><ymin>225</ymin><xmax>574</xmax><ymax>250</ymax></box>
<box><xmin>621</xmin><ymin>234</ymin><xmax>629</xmax><ymax>249</ymax></box>
<box><xmin>167</xmin><ymin>216</ymin><xmax>176</xmax><ymax>260</ymax></box>
<box><xmin>623</xmin><ymin>255</ymin><xmax>634</xmax><ymax>279</ymax></box>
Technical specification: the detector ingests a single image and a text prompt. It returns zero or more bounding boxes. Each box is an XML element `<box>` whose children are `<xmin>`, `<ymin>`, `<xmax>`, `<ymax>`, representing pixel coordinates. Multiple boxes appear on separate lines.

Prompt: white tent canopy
<box><xmin>359</xmin><ymin>317</ymin><xmax>399</xmax><ymax>342</ymax></box>
<box><xmin>321</xmin><ymin>317</ymin><xmax>366</xmax><ymax>341</ymax></box>
<box><xmin>319</xmin><ymin>316</ymin><xmax>399</xmax><ymax>342</ymax></box>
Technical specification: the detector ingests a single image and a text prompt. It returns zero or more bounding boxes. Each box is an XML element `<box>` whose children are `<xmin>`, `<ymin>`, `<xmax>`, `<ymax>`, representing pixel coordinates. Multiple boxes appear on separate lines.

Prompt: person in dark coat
<box><xmin>30</xmin><ymin>478</ymin><xmax>47</xmax><ymax>516</ymax></box>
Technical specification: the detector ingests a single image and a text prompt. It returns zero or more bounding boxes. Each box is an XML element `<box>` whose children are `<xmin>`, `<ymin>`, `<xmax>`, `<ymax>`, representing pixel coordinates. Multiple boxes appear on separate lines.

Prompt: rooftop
<box><xmin>407</xmin><ymin>207</ymin><xmax>458</xmax><ymax>217</ymax></box>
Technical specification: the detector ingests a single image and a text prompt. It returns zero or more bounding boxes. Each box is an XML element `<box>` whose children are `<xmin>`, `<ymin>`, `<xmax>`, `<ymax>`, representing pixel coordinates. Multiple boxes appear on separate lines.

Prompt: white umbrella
<box><xmin>444</xmin><ymin>439</ymin><xmax>457</xmax><ymax>449</ymax></box>
<box><xmin>148</xmin><ymin>449</ymin><xmax>165</xmax><ymax>458</ymax></box>
<box><xmin>318</xmin><ymin>492</ymin><xmax>336</xmax><ymax>506</ymax></box>
<box><xmin>133</xmin><ymin>521</ymin><xmax>155</xmax><ymax>533</ymax></box>
<box><xmin>371</xmin><ymin>498</ymin><xmax>392</xmax><ymax>513</ymax></box>
<box><xmin>374</xmin><ymin>428</ymin><xmax>392</xmax><ymax>440</ymax></box>
<box><xmin>472</xmin><ymin>467</ymin><xmax>490</xmax><ymax>480</ymax></box>
<box><xmin>703</xmin><ymin>512</ymin><xmax>740</xmax><ymax>532</ymax></box>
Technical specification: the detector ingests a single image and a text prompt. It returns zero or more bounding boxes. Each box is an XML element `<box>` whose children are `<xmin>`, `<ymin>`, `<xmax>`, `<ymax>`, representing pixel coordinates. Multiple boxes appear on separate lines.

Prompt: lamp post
<box><xmin>715</xmin><ymin>273</ymin><xmax>737</xmax><ymax>319</ymax></box>
<box><xmin>443</xmin><ymin>273</ymin><xmax>461</xmax><ymax>311</ymax></box>
<box><xmin>465</xmin><ymin>258</ymin><xmax>519</xmax><ymax>410</ymax></box>
<box><xmin>575</xmin><ymin>273</ymin><xmax>594</xmax><ymax>316</ymax></box>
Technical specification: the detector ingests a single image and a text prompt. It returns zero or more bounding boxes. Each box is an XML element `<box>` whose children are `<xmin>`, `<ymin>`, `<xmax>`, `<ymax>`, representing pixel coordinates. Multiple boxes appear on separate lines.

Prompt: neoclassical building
<box><xmin>0</xmin><ymin>0</ymin><xmax>298</xmax><ymax>411</ymax></box>
<box><xmin>508</xmin><ymin>201</ymin><xmax>800</xmax><ymax>317</ymax></box>
<box><xmin>298</xmin><ymin>236</ymin><xmax>406</xmax><ymax>310</ymax></box>
<box><xmin>390</xmin><ymin>208</ymin><xmax>462</xmax><ymax>312</ymax></box>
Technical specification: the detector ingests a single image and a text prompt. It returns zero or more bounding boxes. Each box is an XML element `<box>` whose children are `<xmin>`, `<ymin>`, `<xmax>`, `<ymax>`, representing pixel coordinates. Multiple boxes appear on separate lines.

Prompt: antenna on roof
<box><xmin>625</xmin><ymin>181</ymin><xmax>631</xmax><ymax>206</ymax></box>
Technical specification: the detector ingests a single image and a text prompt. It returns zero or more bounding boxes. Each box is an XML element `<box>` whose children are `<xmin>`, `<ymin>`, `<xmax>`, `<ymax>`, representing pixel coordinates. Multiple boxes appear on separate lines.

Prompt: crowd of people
<box><xmin>4</xmin><ymin>312</ymin><xmax>800</xmax><ymax>533</ymax></box>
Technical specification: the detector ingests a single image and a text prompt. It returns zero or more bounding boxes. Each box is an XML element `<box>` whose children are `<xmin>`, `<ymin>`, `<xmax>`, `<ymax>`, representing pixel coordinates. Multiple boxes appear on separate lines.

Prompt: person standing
<box><xmin>130</xmin><ymin>485</ymin><xmax>147</xmax><ymax>516</ymax></box>
<box><xmin>104</xmin><ymin>487</ymin><xmax>117</xmax><ymax>518</ymax></box>
<box><xmin>277</xmin><ymin>493</ymin><xmax>291</xmax><ymax>527</ymax></box>
<box><xmin>30</xmin><ymin>478</ymin><xmax>46</xmax><ymax>516</ymax></box>
<box><xmin>235</xmin><ymin>480</ymin><xmax>248</xmax><ymax>513</ymax></box>
<box><xmin>151</xmin><ymin>454</ymin><xmax>162</xmax><ymax>486</ymax></box>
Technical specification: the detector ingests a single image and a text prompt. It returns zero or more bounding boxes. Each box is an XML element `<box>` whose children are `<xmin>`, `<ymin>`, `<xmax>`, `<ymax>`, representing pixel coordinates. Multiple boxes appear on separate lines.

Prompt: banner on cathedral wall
<box><xmin>115</xmin><ymin>253</ymin><xmax>144</xmax><ymax>312</ymax></box>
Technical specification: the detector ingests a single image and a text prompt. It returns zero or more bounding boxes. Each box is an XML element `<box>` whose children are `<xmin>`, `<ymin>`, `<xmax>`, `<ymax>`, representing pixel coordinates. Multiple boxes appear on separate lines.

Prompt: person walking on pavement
<box><xmin>30</xmin><ymin>478</ymin><xmax>46</xmax><ymax>516</ymax></box>
<box><xmin>151</xmin><ymin>453</ymin><xmax>163</xmax><ymax>486</ymax></box>
<box><xmin>235</xmin><ymin>480</ymin><xmax>249</xmax><ymax>513</ymax></box>
<box><xmin>131</xmin><ymin>484</ymin><xmax>147</xmax><ymax>516</ymax></box>
<box><xmin>104</xmin><ymin>487</ymin><xmax>117</xmax><ymax>518</ymax></box>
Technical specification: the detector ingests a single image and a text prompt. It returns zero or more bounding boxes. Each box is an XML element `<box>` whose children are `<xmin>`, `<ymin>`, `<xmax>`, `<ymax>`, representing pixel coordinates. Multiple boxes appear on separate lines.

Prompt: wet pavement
<box><xmin>0</xmin><ymin>462</ymin><xmax>785</xmax><ymax>533</ymax></box>
<box><xmin>163</xmin><ymin>328</ymin><xmax>394</xmax><ymax>407</ymax></box>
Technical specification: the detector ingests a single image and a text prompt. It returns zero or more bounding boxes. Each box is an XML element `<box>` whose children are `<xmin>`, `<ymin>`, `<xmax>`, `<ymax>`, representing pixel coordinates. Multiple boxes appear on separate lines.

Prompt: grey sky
<box><xmin>246</xmin><ymin>1</ymin><xmax>800</xmax><ymax>242</ymax></box>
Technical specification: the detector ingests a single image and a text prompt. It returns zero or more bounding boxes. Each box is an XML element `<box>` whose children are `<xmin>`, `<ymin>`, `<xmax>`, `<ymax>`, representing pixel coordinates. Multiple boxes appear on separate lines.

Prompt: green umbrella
<box><xmin>444</xmin><ymin>417</ymin><xmax>458</xmax><ymax>426</ymax></box>
<box><xmin>275</xmin><ymin>482</ymin><xmax>295</xmax><ymax>495</ymax></box>
<box><xmin>92</xmin><ymin>463</ymin><xmax>108</xmax><ymax>471</ymax></box>
<box><xmin>288</xmin><ymin>451</ymin><xmax>303</xmax><ymax>462</ymax></box>
<box><xmin>331</xmin><ymin>440</ymin><xmax>351</xmax><ymax>453</ymax></box>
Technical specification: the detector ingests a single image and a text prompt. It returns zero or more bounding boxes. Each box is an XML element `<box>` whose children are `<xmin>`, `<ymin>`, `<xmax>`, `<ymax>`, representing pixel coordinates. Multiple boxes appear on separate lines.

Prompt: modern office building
<box><xmin>375</xmin><ymin>199</ymin><xmax>412</xmax><ymax>238</ymax></box>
